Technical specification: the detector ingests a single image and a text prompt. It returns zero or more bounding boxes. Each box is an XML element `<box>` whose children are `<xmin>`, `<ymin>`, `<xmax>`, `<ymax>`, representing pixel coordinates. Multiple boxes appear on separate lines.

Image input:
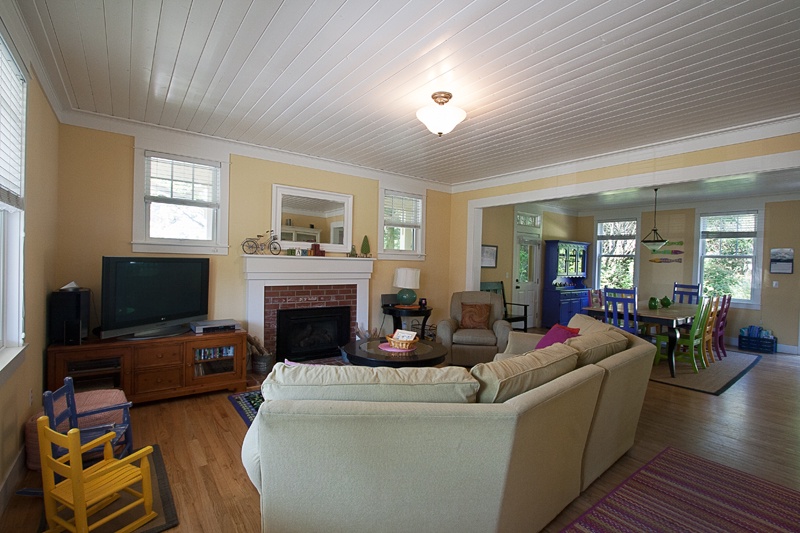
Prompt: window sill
<box><xmin>132</xmin><ymin>242</ymin><xmax>229</xmax><ymax>255</ymax></box>
<box><xmin>378</xmin><ymin>252</ymin><xmax>426</xmax><ymax>261</ymax></box>
<box><xmin>0</xmin><ymin>344</ymin><xmax>26</xmax><ymax>387</ymax></box>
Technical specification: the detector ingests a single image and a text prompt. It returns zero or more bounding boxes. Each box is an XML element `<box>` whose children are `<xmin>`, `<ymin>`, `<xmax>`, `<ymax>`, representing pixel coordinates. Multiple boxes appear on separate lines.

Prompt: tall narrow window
<box><xmin>0</xmin><ymin>31</ymin><xmax>26</xmax><ymax>353</ymax></box>
<box><xmin>699</xmin><ymin>212</ymin><xmax>758</xmax><ymax>302</ymax></box>
<box><xmin>381</xmin><ymin>190</ymin><xmax>424</xmax><ymax>258</ymax></box>
<box><xmin>596</xmin><ymin>219</ymin><xmax>637</xmax><ymax>289</ymax></box>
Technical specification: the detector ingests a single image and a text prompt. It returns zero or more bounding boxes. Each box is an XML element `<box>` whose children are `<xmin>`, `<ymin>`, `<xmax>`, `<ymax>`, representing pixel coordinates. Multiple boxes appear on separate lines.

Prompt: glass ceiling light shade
<box><xmin>393</xmin><ymin>267</ymin><xmax>420</xmax><ymax>305</ymax></box>
<box><xmin>641</xmin><ymin>188</ymin><xmax>668</xmax><ymax>251</ymax></box>
<box><xmin>416</xmin><ymin>92</ymin><xmax>466</xmax><ymax>136</ymax></box>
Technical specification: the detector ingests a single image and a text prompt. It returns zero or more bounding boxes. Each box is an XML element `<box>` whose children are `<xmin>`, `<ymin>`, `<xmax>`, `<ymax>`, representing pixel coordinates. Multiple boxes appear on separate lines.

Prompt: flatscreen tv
<box><xmin>99</xmin><ymin>256</ymin><xmax>209</xmax><ymax>339</ymax></box>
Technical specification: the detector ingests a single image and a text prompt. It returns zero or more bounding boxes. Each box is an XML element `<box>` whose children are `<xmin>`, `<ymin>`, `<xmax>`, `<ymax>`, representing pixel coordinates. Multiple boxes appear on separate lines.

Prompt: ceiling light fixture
<box><xmin>416</xmin><ymin>92</ymin><xmax>466</xmax><ymax>136</ymax></box>
<box><xmin>641</xmin><ymin>188</ymin><xmax>668</xmax><ymax>251</ymax></box>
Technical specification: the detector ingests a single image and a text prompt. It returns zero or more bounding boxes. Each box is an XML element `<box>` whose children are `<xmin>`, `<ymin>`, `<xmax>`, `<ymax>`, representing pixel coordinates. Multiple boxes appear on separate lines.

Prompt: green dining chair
<box><xmin>654</xmin><ymin>298</ymin><xmax>709</xmax><ymax>373</ymax></box>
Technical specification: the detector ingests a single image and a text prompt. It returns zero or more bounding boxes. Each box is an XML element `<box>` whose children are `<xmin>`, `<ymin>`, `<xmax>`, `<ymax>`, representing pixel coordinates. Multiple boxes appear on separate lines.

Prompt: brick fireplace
<box><xmin>243</xmin><ymin>256</ymin><xmax>374</xmax><ymax>354</ymax></box>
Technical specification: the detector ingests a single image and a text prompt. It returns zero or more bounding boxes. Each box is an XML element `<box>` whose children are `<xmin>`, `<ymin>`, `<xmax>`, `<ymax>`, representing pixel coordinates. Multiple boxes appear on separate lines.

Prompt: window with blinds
<box><xmin>144</xmin><ymin>151</ymin><xmax>220</xmax><ymax>242</ymax></box>
<box><xmin>0</xmin><ymin>31</ymin><xmax>26</xmax><ymax>351</ymax></box>
<box><xmin>699</xmin><ymin>212</ymin><xmax>758</xmax><ymax>302</ymax></box>
<box><xmin>381</xmin><ymin>190</ymin><xmax>424</xmax><ymax>257</ymax></box>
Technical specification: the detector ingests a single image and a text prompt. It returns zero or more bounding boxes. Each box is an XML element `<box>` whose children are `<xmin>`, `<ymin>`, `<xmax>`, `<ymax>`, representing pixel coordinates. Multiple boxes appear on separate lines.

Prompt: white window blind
<box><xmin>700</xmin><ymin>212</ymin><xmax>756</xmax><ymax>240</ymax></box>
<box><xmin>384</xmin><ymin>191</ymin><xmax>422</xmax><ymax>229</ymax></box>
<box><xmin>0</xmin><ymin>33</ymin><xmax>25</xmax><ymax>210</ymax></box>
<box><xmin>145</xmin><ymin>152</ymin><xmax>220</xmax><ymax>209</ymax></box>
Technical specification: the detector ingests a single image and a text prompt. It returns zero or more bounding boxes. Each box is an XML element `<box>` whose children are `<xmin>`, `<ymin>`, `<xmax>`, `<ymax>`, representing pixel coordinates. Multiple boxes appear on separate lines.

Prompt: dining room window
<box><xmin>596</xmin><ymin>219</ymin><xmax>637</xmax><ymax>289</ymax></box>
<box><xmin>699</xmin><ymin>211</ymin><xmax>759</xmax><ymax>304</ymax></box>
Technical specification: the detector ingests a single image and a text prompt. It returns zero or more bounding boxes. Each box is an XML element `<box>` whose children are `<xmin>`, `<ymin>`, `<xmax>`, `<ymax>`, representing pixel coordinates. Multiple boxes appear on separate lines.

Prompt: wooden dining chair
<box><xmin>37</xmin><ymin>416</ymin><xmax>157</xmax><ymax>533</ymax></box>
<box><xmin>673</xmin><ymin>282</ymin><xmax>702</xmax><ymax>304</ymax></box>
<box><xmin>701</xmin><ymin>296</ymin><xmax>720</xmax><ymax>366</ymax></box>
<box><xmin>603</xmin><ymin>286</ymin><xmax>639</xmax><ymax>334</ymax></box>
<box><xmin>654</xmin><ymin>298</ymin><xmax>708</xmax><ymax>373</ymax></box>
<box><xmin>713</xmin><ymin>294</ymin><xmax>732</xmax><ymax>360</ymax></box>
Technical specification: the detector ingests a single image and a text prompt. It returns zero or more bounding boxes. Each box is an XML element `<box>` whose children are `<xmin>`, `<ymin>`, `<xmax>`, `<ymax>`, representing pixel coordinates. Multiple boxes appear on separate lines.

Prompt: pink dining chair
<box><xmin>713</xmin><ymin>294</ymin><xmax>732</xmax><ymax>360</ymax></box>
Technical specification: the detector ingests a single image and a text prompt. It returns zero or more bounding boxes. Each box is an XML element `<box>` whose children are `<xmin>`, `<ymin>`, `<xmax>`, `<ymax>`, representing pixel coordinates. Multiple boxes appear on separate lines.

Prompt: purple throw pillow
<box><xmin>535</xmin><ymin>324</ymin><xmax>580</xmax><ymax>349</ymax></box>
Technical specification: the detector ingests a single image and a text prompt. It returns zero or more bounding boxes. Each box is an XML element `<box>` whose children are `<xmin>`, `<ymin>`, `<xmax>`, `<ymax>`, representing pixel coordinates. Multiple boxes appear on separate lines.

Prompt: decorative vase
<box><xmin>660</xmin><ymin>296</ymin><xmax>672</xmax><ymax>308</ymax></box>
<box><xmin>648</xmin><ymin>297</ymin><xmax>659</xmax><ymax>309</ymax></box>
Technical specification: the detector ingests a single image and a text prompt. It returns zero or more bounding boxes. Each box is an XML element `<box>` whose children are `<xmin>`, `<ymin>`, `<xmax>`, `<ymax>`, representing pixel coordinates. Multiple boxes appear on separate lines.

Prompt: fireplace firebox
<box><xmin>276</xmin><ymin>306</ymin><xmax>352</xmax><ymax>362</ymax></box>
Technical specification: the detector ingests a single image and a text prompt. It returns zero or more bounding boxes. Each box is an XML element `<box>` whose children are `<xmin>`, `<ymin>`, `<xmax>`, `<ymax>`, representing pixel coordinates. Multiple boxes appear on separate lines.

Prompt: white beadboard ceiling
<box><xmin>15</xmin><ymin>0</ymin><xmax>800</xmax><ymax>201</ymax></box>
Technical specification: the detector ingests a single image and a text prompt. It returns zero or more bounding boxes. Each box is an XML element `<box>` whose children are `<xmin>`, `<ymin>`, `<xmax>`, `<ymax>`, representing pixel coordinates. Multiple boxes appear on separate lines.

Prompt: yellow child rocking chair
<box><xmin>37</xmin><ymin>416</ymin><xmax>157</xmax><ymax>533</ymax></box>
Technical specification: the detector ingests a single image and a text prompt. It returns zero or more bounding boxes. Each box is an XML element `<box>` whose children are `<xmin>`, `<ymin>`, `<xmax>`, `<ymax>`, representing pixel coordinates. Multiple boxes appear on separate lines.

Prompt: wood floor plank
<box><xmin>3</xmin><ymin>352</ymin><xmax>798</xmax><ymax>532</ymax></box>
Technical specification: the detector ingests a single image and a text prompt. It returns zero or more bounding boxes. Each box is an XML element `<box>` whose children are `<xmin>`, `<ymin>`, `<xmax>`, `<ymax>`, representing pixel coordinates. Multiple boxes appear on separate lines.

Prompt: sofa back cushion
<box><xmin>565</xmin><ymin>330</ymin><xmax>629</xmax><ymax>366</ymax></box>
<box><xmin>567</xmin><ymin>313</ymin><xmax>613</xmax><ymax>335</ymax></box>
<box><xmin>262</xmin><ymin>363</ymin><xmax>480</xmax><ymax>403</ymax></box>
<box><xmin>470</xmin><ymin>343</ymin><xmax>579</xmax><ymax>403</ymax></box>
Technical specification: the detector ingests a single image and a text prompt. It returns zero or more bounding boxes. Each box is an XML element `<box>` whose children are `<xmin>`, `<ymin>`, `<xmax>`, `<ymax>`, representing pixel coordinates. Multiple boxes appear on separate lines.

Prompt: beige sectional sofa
<box><xmin>241</xmin><ymin>314</ymin><xmax>655</xmax><ymax>533</ymax></box>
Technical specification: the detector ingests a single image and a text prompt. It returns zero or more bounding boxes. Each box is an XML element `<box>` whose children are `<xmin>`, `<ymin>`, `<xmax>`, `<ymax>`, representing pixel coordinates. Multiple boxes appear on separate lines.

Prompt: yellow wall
<box><xmin>0</xmin><ymin>75</ymin><xmax>60</xmax><ymax>491</ymax></box>
<box><xmin>638</xmin><ymin>207</ymin><xmax>696</xmax><ymax>301</ymax></box>
<box><xmin>481</xmin><ymin>205</ymin><xmax>514</xmax><ymax>290</ymax></box>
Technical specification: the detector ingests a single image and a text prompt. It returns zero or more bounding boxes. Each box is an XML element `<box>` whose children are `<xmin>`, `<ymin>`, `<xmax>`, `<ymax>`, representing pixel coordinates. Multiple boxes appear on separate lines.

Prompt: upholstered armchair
<box><xmin>436</xmin><ymin>291</ymin><xmax>512</xmax><ymax>366</ymax></box>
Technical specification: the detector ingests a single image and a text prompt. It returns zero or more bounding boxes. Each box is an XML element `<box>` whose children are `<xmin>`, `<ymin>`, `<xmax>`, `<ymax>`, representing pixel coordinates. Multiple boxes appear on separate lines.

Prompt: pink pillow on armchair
<box><xmin>535</xmin><ymin>324</ymin><xmax>580</xmax><ymax>349</ymax></box>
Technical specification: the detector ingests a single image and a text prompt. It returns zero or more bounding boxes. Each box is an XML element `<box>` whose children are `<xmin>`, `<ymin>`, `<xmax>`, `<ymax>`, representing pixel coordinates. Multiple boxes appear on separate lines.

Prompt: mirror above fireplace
<box><xmin>272</xmin><ymin>184</ymin><xmax>353</xmax><ymax>253</ymax></box>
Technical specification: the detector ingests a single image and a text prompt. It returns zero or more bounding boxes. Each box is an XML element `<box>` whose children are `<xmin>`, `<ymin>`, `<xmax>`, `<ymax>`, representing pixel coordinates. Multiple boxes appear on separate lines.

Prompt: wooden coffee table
<box><xmin>341</xmin><ymin>339</ymin><xmax>447</xmax><ymax>368</ymax></box>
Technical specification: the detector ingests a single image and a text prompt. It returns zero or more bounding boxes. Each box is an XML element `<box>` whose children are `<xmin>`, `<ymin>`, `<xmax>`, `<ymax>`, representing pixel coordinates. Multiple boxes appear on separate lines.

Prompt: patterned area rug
<box><xmin>563</xmin><ymin>447</ymin><xmax>800</xmax><ymax>532</ymax></box>
<box><xmin>649</xmin><ymin>350</ymin><xmax>761</xmax><ymax>395</ymax></box>
<box><xmin>230</xmin><ymin>355</ymin><xmax>349</xmax><ymax>426</ymax></box>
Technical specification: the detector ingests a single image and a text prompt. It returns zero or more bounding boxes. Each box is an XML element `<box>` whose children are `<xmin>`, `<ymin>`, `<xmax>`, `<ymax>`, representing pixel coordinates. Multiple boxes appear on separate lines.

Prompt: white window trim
<box><xmin>695</xmin><ymin>204</ymin><xmax>763</xmax><ymax>310</ymax></box>
<box><xmin>378</xmin><ymin>188</ymin><xmax>426</xmax><ymax>261</ymax></box>
<box><xmin>132</xmin><ymin>148</ymin><xmax>230</xmax><ymax>255</ymax></box>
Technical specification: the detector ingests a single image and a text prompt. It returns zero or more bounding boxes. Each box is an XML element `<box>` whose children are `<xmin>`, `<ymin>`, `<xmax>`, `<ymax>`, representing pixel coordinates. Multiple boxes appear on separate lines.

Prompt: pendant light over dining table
<box><xmin>416</xmin><ymin>92</ymin><xmax>466</xmax><ymax>136</ymax></box>
<box><xmin>641</xmin><ymin>188</ymin><xmax>668</xmax><ymax>251</ymax></box>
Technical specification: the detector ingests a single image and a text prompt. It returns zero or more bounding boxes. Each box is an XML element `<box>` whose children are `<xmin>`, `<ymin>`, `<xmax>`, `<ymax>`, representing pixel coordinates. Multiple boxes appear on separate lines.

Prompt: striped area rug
<box><xmin>563</xmin><ymin>447</ymin><xmax>800</xmax><ymax>532</ymax></box>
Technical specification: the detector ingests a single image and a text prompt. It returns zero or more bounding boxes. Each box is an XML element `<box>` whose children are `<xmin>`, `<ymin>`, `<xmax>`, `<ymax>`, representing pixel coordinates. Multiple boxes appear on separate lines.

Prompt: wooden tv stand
<box><xmin>47</xmin><ymin>329</ymin><xmax>248</xmax><ymax>403</ymax></box>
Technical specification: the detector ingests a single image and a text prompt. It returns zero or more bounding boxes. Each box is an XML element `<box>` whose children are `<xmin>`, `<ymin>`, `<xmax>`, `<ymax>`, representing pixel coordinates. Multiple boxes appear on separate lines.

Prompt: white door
<box><xmin>513</xmin><ymin>240</ymin><xmax>541</xmax><ymax>329</ymax></box>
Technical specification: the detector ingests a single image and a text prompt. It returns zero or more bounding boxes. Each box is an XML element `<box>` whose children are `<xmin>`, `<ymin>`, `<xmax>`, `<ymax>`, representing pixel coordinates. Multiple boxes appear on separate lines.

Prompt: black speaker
<box><xmin>49</xmin><ymin>289</ymin><xmax>90</xmax><ymax>345</ymax></box>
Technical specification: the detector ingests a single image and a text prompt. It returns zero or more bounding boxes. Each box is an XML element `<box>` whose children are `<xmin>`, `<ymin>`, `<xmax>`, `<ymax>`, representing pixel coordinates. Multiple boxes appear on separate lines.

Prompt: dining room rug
<box><xmin>562</xmin><ymin>447</ymin><xmax>800</xmax><ymax>532</ymax></box>
<box><xmin>39</xmin><ymin>444</ymin><xmax>178</xmax><ymax>533</ymax></box>
<box><xmin>649</xmin><ymin>350</ymin><xmax>760</xmax><ymax>395</ymax></box>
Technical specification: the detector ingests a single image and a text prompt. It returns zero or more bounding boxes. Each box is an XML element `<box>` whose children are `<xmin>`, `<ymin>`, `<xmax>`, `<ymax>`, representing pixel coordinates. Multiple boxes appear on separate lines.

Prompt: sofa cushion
<box><xmin>565</xmin><ymin>330</ymin><xmax>629</xmax><ymax>367</ymax></box>
<box><xmin>567</xmin><ymin>313</ymin><xmax>613</xmax><ymax>335</ymax></box>
<box><xmin>535</xmin><ymin>324</ymin><xmax>580</xmax><ymax>349</ymax></box>
<box><xmin>262</xmin><ymin>363</ymin><xmax>480</xmax><ymax>403</ymax></box>
<box><xmin>470</xmin><ymin>343</ymin><xmax>579</xmax><ymax>403</ymax></box>
<box><xmin>460</xmin><ymin>303</ymin><xmax>491</xmax><ymax>329</ymax></box>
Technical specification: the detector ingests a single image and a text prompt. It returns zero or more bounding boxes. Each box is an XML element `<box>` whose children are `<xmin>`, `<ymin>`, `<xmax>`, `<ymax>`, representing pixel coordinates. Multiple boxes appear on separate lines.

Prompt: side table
<box><xmin>382</xmin><ymin>305</ymin><xmax>433</xmax><ymax>339</ymax></box>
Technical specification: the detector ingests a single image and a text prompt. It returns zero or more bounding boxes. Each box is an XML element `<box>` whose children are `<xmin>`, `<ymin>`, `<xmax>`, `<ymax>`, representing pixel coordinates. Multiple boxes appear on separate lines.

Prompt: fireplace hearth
<box><xmin>276</xmin><ymin>306</ymin><xmax>352</xmax><ymax>362</ymax></box>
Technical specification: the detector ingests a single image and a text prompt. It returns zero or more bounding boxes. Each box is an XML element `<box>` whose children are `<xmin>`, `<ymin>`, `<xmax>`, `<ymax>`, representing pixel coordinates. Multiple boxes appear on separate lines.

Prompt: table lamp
<box><xmin>393</xmin><ymin>268</ymin><xmax>420</xmax><ymax>305</ymax></box>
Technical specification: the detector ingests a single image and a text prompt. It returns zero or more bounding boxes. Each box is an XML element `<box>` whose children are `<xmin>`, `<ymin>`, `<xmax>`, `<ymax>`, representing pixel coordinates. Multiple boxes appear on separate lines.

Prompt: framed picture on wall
<box><xmin>481</xmin><ymin>245</ymin><xmax>498</xmax><ymax>268</ymax></box>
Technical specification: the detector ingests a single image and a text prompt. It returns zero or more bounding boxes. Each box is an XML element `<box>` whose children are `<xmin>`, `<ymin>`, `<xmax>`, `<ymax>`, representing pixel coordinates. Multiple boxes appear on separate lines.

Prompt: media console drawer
<box><xmin>47</xmin><ymin>330</ymin><xmax>247</xmax><ymax>402</ymax></box>
<box><xmin>134</xmin><ymin>343</ymin><xmax>183</xmax><ymax>369</ymax></box>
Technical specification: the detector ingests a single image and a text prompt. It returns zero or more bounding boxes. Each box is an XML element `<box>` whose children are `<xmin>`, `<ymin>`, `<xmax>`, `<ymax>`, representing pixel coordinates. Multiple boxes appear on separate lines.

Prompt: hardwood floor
<box><xmin>4</xmin><ymin>351</ymin><xmax>798</xmax><ymax>532</ymax></box>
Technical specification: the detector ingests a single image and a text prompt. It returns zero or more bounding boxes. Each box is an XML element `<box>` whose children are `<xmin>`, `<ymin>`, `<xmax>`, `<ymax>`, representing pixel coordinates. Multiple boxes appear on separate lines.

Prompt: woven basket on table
<box><xmin>386</xmin><ymin>335</ymin><xmax>419</xmax><ymax>350</ymax></box>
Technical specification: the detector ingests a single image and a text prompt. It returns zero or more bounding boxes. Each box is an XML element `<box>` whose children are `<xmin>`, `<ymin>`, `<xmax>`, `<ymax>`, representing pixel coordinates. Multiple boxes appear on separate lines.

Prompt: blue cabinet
<box><xmin>542</xmin><ymin>240</ymin><xmax>590</xmax><ymax>327</ymax></box>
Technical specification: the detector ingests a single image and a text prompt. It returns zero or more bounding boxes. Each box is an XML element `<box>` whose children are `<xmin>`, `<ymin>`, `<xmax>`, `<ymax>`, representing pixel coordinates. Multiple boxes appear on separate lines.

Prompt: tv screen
<box><xmin>100</xmin><ymin>256</ymin><xmax>209</xmax><ymax>339</ymax></box>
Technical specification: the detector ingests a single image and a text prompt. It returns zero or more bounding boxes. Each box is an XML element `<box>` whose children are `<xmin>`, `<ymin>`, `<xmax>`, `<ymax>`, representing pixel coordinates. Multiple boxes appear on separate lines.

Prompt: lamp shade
<box><xmin>393</xmin><ymin>268</ymin><xmax>420</xmax><ymax>289</ymax></box>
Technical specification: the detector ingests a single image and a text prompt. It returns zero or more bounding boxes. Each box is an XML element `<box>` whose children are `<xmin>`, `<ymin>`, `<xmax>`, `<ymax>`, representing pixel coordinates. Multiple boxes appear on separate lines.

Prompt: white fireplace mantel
<box><xmin>243</xmin><ymin>255</ymin><xmax>374</xmax><ymax>343</ymax></box>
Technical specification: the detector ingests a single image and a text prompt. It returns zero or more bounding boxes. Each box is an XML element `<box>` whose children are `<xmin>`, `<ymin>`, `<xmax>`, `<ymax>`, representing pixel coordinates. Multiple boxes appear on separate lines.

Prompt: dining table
<box><xmin>582</xmin><ymin>302</ymin><xmax>698</xmax><ymax>378</ymax></box>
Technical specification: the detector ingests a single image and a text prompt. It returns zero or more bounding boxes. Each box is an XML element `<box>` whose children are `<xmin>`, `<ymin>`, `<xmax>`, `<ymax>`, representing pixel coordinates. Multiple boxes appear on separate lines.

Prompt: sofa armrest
<box><xmin>492</xmin><ymin>319</ymin><xmax>512</xmax><ymax>352</ymax></box>
<box><xmin>435</xmin><ymin>318</ymin><xmax>458</xmax><ymax>346</ymax></box>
